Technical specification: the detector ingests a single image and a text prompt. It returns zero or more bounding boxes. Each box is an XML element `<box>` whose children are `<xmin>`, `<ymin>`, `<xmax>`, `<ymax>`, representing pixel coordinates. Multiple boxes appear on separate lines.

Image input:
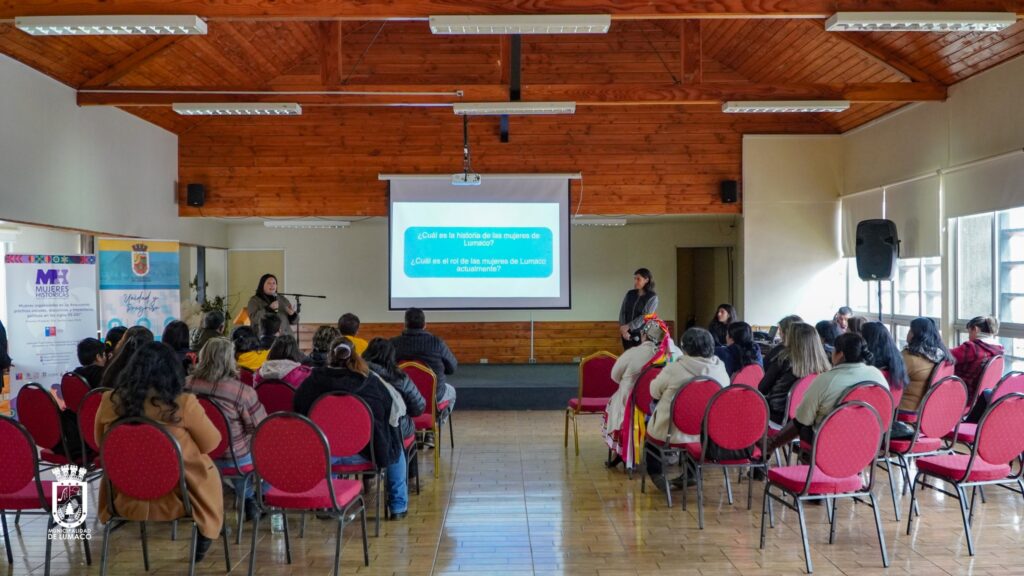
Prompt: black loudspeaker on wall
<box><xmin>856</xmin><ymin>219</ymin><xmax>900</xmax><ymax>280</ymax></box>
<box><xmin>720</xmin><ymin>180</ymin><xmax>738</xmax><ymax>204</ymax></box>
<box><xmin>186</xmin><ymin>183</ymin><xmax>205</xmax><ymax>207</ymax></box>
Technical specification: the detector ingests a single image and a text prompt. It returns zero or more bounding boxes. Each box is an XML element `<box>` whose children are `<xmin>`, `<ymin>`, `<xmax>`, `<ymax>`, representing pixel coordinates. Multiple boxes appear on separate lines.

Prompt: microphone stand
<box><xmin>277</xmin><ymin>293</ymin><xmax>326</xmax><ymax>349</ymax></box>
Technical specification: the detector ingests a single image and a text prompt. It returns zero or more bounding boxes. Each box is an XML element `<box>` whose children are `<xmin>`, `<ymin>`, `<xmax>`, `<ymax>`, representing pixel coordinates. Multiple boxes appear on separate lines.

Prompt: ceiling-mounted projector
<box><xmin>451</xmin><ymin>172</ymin><xmax>482</xmax><ymax>186</ymax></box>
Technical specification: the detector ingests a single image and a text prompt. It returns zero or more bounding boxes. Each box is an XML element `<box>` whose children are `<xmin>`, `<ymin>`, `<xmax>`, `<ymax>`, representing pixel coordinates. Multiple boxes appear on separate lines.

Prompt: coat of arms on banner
<box><xmin>131</xmin><ymin>243</ymin><xmax>150</xmax><ymax>277</ymax></box>
<box><xmin>51</xmin><ymin>465</ymin><xmax>89</xmax><ymax>533</ymax></box>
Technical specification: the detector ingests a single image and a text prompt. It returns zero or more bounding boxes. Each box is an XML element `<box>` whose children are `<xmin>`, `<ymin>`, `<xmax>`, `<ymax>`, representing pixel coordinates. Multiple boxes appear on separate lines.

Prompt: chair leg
<box><xmin>448</xmin><ymin>412</ymin><xmax>454</xmax><ymax>449</ymax></box>
<box><xmin>300</xmin><ymin>512</ymin><xmax>306</xmax><ymax>539</ymax></box>
<box><xmin>375</xmin><ymin>473</ymin><xmax>382</xmax><ymax>537</ymax></box>
<box><xmin>746</xmin><ymin>467</ymin><xmax>754</xmax><ymax>510</ymax></box>
<box><xmin>724</xmin><ymin>468</ymin><xmax>734</xmax><ymax>505</ymax></box>
<box><xmin>360</xmin><ymin>504</ymin><xmax>369</xmax><ymax>567</ymax></box>
<box><xmin>767</xmin><ymin>490</ymin><xmax>775</xmax><ymax>529</ymax></box>
<box><xmin>433</xmin><ymin>424</ymin><xmax>440</xmax><ymax>479</ymax></box>
<box><xmin>333</xmin><ymin>516</ymin><xmax>343</xmax><ymax>576</ymax></box>
<box><xmin>44</xmin><ymin>516</ymin><xmax>54</xmax><ymax>576</ymax></box>
<box><xmin>140</xmin><ymin>521</ymin><xmax>150</xmax><ymax>571</ymax></box>
<box><xmin>977</xmin><ymin>485</ymin><xmax>986</xmax><ymax>505</ymax></box>
<box><xmin>282</xmin><ymin>511</ymin><xmax>292</xmax><ymax>564</ymax></box>
<box><xmin>247</xmin><ymin>507</ymin><xmax>261</xmax><ymax>576</ymax></box>
<box><xmin>573</xmin><ymin>415</ymin><xmax>580</xmax><ymax>456</ymax></box>
<box><xmin>171</xmin><ymin>519</ymin><xmax>178</xmax><ymax>541</ymax></box>
<box><xmin>680</xmin><ymin>456</ymin><xmax>689</xmax><ymax>511</ymax></box>
<box><xmin>187</xmin><ymin>523</ymin><xmax>199</xmax><ymax>576</ymax></box>
<box><xmin>696</xmin><ymin>465</ymin><xmax>705</xmax><ymax>530</ymax></box>
<box><xmin>2</xmin><ymin>511</ymin><xmax>13</xmax><ymax>564</ymax></box>
<box><xmin>905</xmin><ymin>472</ymin><xmax>922</xmax><ymax>535</ymax></box>
<box><xmin>795</xmin><ymin>498</ymin><xmax>813</xmax><ymax>574</ymax></box>
<box><xmin>969</xmin><ymin>486</ymin><xmax>978</xmax><ymax>524</ymax></box>
<box><xmin>828</xmin><ymin>498</ymin><xmax>838</xmax><ymax>545</ymax></box>
<box><xmin>235</xmin><ymin>491</ymin><xmax>245</xmax><ymax>545</ymax></box>
<box><xmin>955</xmin><ymin>485</ymin><xmax>976</xmax><ymax>556</ymax></box>
<box><xmin>869</xmin><ymin>492</ymin><xmax>890</xmax><ymax>568</ymax></box>
<box><xmin>563</xmin><ymin>409</ymin><xmax>570</xmax><ymax>448</ymax></box>
<box><xmin>884</xmin><ymin>457</ymin><xmax>901</xmax><ymax>521</ymax></box>
<box><xmin>222</xmin><ymin>524</ymin><xmax>232</xmax><ymax>573</ymax></box>
<box><xmin>759</xmin><ymin>485</ymin><xmax>769</xmax><ymax>549</ymax></box>
<box><xmin>13</xmin><ymin>512</ymin><xmax>19</xmax><ymax>526</ymax></box>
<box><xmin>100</xmin><ymin>517</ymin><xmax>115</xmax><ymax>576</ymax></box>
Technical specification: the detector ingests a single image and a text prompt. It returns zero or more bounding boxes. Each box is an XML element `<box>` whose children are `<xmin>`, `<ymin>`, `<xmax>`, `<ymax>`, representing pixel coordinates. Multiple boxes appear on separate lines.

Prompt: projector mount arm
<box><xmin>462</xmin><ymin>114</ymin><xmax>473</xmax><ymax>177</ymax></box>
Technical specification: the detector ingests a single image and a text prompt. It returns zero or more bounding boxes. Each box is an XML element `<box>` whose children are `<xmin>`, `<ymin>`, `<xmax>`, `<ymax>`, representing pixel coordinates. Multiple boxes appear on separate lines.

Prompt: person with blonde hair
<box><xmin>757</xmin><ymin>322</ymin><xmax>831</xmax><ymax>425</ymax></box>
<box><xmin>187</xmin><ymin>337</ymin><xmax>267</xmax><ymax>520</ymax></box>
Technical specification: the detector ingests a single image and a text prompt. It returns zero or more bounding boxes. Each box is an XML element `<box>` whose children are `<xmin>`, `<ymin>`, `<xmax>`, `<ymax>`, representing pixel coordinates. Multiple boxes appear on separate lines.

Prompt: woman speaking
<box><xmin>246</xmin><ymin>274</ymin><xmax>298</xmax><ymax>337</ymax></box>
<box><xmin>618</xmin><ymin>268</ymin><xmax>659</xmax><ymax>350</ymax></box>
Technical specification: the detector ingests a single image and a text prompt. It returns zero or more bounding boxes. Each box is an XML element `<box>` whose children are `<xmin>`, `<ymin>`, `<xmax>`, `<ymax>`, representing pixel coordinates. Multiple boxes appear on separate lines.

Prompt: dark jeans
<box><xmin>966</xmin><ymin>390</ymin><xmax>993</xmax><ymax>423</ymax></box>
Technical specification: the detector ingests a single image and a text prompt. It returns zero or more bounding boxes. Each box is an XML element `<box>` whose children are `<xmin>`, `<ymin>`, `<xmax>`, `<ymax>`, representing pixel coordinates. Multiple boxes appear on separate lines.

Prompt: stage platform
<box><xmin>451</xmin><ymin>363</ymin><xmax>578</xmax><ymax>410</ymax></box>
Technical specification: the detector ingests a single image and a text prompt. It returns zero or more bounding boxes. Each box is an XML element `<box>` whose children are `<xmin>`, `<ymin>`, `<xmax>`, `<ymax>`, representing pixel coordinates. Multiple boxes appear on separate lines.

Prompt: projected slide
<box><xmin>389</xmin><ymin>176</ymin><xmax>571</xmax><ymax>310</ymax></box>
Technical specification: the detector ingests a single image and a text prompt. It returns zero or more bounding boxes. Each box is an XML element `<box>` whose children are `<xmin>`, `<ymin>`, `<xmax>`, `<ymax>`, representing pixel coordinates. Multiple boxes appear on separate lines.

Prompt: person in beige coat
<box><xmin>96</xmin><ymin>342</ymin><xmax>224</xmax><ymax>562</ymax></box>
<box><xmin>897</xmin><ymin>317</ymin><xmax>952</xmax><ymax>413</ymax></box>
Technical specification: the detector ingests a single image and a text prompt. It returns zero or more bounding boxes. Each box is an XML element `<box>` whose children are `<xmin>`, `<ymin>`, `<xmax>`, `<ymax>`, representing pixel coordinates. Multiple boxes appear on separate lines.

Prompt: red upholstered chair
<box><xmin>834</xmin><ymin>382</ymin><xmax>900</xmax><ymax>520</ymax></box>
<box><xmin>632</xmin><ymin>366</ymin><xmax>662</xmax><ymax>418</ymax></box>
<box><xmin>196</xmin><ymin>395</ymin><xmax>255</xmax><ymax>545</ymax></box>
<box><xmin>77</xmin><ymin>387</ymin><xmax>110</xmax><ymax>477</ymax></box>
<box><xmin>565</xmin><ymin>351</ymin><xmax>618</xmax><ymax>455</ymax></box>
<box><xmin>247</xmin><ymin>413</ymin><xmax>368</xmax><ymax>576</ymax></box>
<box><xmin>768</xmin><ymin>373</ymin><xmax>817</xmax><ymax>465</ymax></box>
<box><xmin>310</xmin><ymin>393</ymin><xmax>383</xmax><ymax>537</ymax></box>
<box><xmin>967</xmin><ymin>355</ymin><xmax>1004</xmax><ymax>416</ymax></box>
<box><xmin>898</xmin><ymin>360</ymin><xmax>954</xmax><ymax>423</ymax></box>
<box><xmin>952</xmin><ymin>371</ymin><xmax>1024</xmax><ymax>447</ymax></box>
<box><xmin>238</xmin><ymin>368</ymin><xmax>255</xmax><ymax>387</ymax></box>
<box><xmin>255</xmin><ymin>379</ymin><xmax>296</xmax><ymax>414</ymax></box>
<box><xmin>16</xmin><ymin>383</ymin><xmax>77</xmax><ymax>468</ymax></box>
<box><xmin>60</xmin><ymin>372</ymin><xmax>91</xmax><ymax>415</ymax></box>
<box><xmin>731</xmin><ymin>364</ymin><xmax>764</xmax><ymax>387</ymax></box>
<box><xmin>683</xmin><ymin>385</ymin><xmax>769</xmax><ymax>528</ymax></box>
<box><xmin>99</xmin><ymin>417</ymin><xmax>231</xmax><ymax>576</ymax></box>
<box><xmin>641</xmin><ymin>377</ymin><xmax>721</xmax><ymax>508</ymax></box>
<box><xmin>906</xmin><ymin>393</ymin><xmax>1024</xmax><ymax>556</ymax></box>
<box><xmin>400</xmin><ymin>361</ymin><xmax>442</xmax><ymax>479</ymax></box>
<box><xmin>760</xmin><ymin>401</ymin><xmax>889</xmax><ymax>574</ymax></box>
<box><xmin>0</xmin><ymin>415</ymin><xmax>92</xmax><ymax>573</ymax></box>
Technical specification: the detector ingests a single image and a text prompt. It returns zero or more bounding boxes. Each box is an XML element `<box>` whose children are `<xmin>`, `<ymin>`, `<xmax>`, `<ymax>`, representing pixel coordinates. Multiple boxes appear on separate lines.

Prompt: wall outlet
<box><xmin>479</xmin><ymin>358</ymin><xmax>488</xmax><ymax>364</ymax></box>
<box><xmin>528</xmin><ymin>358</ymin><xmax>537</xmax><ymax>364</ymax></box>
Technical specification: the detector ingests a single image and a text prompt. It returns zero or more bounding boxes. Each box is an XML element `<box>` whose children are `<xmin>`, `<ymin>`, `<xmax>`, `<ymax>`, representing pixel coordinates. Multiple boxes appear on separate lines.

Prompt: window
<box><xmin>999</xmin><ymin>207</ymin><xmax>1024</xmax><ymax>323</ymax></box>
<box><xmin>846</xmin><ymin>258</ymin><xmax>870</xmax><ymax>313</ymax></box>
<box><xmin>896</xmin><ymin>258</ymin><xmax>920</xmax><ymax>316</ymax></box>
<box><xmin>957</xmin><ymin>213</ymin><xmax>994</xmax><ymax>319</ymax></box>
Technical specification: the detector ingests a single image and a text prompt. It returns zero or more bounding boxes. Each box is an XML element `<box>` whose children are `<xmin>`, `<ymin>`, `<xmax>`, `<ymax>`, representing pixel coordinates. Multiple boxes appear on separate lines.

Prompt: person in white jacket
<box><xmin>603</xmin><ymin>320</ymin><xmax>667</xmax><ymax>467</ymax></box>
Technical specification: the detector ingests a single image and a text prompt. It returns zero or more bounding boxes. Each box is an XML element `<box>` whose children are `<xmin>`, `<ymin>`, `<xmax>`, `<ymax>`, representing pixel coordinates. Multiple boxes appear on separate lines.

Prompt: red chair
<box><xmin>641</xmin><ymin>377</ymin><xmax>722</xmax><ymax>507</ymax></box>
<box><xmin>760</xmin><ymin>401</ymin><xmax>889</xmax><ymax>574</ymax></box>
<box><xmin>310</xmin><ymin>393</ymin><xmax>383</xmax><ymax>537</ymax></box>
<box><xmin>196</xmin><ymin>395</ymin><xmax>255</xmax><ymax>545</ymax></box>
<box><xmin>255</xmin><ymin>379</ymin><xmax>296</xmax><ymax>414</ymax></box>
<box><xmin>16</xmin><ymin>383</ymin><xmax>77</xmax><ymax>468</ymax></box>
<box><xmin>768</xmin><ymin>374</ymin><xmax>817</xmax><ymax>465</ymax></box>
<box><xmin>238</xmin><ymin>368</ymin><xmax>255</xmax><ymax>387</ymax></box>
<box><xmin>0</xmin><ymin>415</ymin><xmax>92</xmax><ymax>573</ymax></box>
<box><xmin>99</xmin><ymin>417</ymin><xmax>231</xmax><ymax>576</ymax></box>
<box><xmin>247</xmin><ymin>413</ymin><xmax>368</xmax><ymax>576</ymax></box>
<box><xmin>731</xmin><ymin>364</ymin><xmax>764</xmax><ymax>387</ymax></box>
<box><xmin>565</xmin><ymin>351</ymin><xmax>618</xmax><ymax>455</ymax></box>
<box><xmin>683</xmin><ymin>384</ymin><xmax>769</xmax><ymax>528</ymax></box>
<box><xmin>77</xmin><ymin>387</ymin><xmax>111</xmax><ymax>477</ymax></box>
<box><xmin>400</xmin><ymin>361</ymin><xmax>442</xmax><ymax>479</ymax></box>
<box><xmin>951</xmin><ymin>371</ymin><xmax>1024</xmax><ymax>446</ymax></box>
<box><xmin>835</xmin><ymin>382</ymin><xmax>900</xmax><ymax>520</ymax></box>
<box><xmin>906</xmin><ymin>393</ymin><xmax>1024</xmax><ymax>556</ymax></box>
<box><xmin>60</xmin><ymin>372</ymin><xmax>91</xmax><ymax>415</ymax></box>
<box><xmin>401</xmin><ymin>362</ymin><xmax>456</xmax><ymax>452</ymax></box>
<box><xmin>898</xmin><ymin>360</ymin><xmax>954</xmax><ymax>423</ymax></box>
<box><xmin>632</xmin><ymin>365</ymin><xmax>662</xmax><ymax>418</ymax></box>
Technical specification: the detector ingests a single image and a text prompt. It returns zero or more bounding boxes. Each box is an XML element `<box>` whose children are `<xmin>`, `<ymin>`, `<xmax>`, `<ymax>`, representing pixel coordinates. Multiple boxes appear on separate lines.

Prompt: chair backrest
<box><xmin>196</xmin><ymin>395</ymin><xmax>233</xmax><ymax>461</ymax></box>
<box><xmin>0</xmin><ymin>415</ymin><xmax>43</xmax><ymax>499</ymax></box>
<box><xmin>811</xmin><ymin>401</ymin><xmax>883</xmax><ymax>481</ymax></box>
<box><xmin>578</xmin><ymin>352</ymin><xmax>619</xmax><ymax>399</ymax></box>
<box><xmin>251</xmin><ymin>413</ymin><xmax>331</xmax><ymax>496</ymax></box>
<box><xmin>927</xmin><ymin>360</ymin><xmax>955</xmax><ymax>388</ymax></box>
<box><xmin>704</xmin><ymin>385</ymin><xmax>768</xmax><ymax>453</ymax></box>
<box><xmin>255</xmin><ymin>379</ymin><xmax>296</xmax><ymax>414</ymax></box>
<box><xmin>632</xmin><ymin>366</ymin><xmax>662</xmax><ymax>416</ymax></box>
<box><xmin>918</xmin><ymin>376</ymin><xmax>968</xmax><ymax>439</ymax></box>
<box><xmin>401</xmin><ymin>361</ymin><xmax>438</xmax><ymax>414</ymax></box>
<box><xmin>973</xmin><ymin>393</ymin><xmax>1024</xmax><ymax>466</ymax></box>
<box><xmin>16</xmin><ymin>383</ymin><xmax>64</xmax><ymax>451</ymax></box>
<box><xmin>879</xmin><ymin>369</ymin><xmax>905</xmax><ymax>410</ymax></box>
<box><xmin>968</xmin><ymin>355</ymin><xmax>1005</xmax><ymax>415</ymax></box>
<box><xmin>60</xmin><ymin>372</ymin><xmax>91</xmax><ymax>414</ymax></box>
<box><xmin>730</xmin><ymin>364</ymin><xmax>764</xmax><ymax>387</ymax></box>
<box><xmin>101</xmin><ymin>418</ymin><xmax>187</xmax><ymax>506</ymax></box>
<box><xmin>992</xmin><ymin>371</ymin><xmax>1024</xmax><ymax>402</ymax></box>
<box><xmin>238</xmin><ymin>368</ymin><xmax>255</xmax><ymax>386</ymax></box>
<box><xmin>840</xmin><ymin>381</ymin><xmax>895</xmax><ymax>429</ymax></box>
<box><xmin>785</xmin><ymin>374</ymin><xmax>818</xmax><ymax>421</ymax></box>
<box><xmin>77</xmin><ymin>387</ymin><xmax>110</xmax><ymax>455</ymax></box>
<box><xmin>310</xmin><ymin>393</ymin><xmax>374</xmax><ymax>461</ymax></box>
<box><xmin>668</xmin><ymin>378</ymin><xmax>722</xmax><ymax>437</ymax></box>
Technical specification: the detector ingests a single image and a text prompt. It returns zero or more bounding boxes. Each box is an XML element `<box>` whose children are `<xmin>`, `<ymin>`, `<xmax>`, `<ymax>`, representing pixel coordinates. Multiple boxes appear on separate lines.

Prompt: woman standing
<box><xmin>246</xmin><ymin>274</ymin><xmax>298</xmax><ymax>338</ymax></box>
<box><xmin>618</xmin><ymin>268</ymin><xmax>659</xmax><ymax>350</ymax></box>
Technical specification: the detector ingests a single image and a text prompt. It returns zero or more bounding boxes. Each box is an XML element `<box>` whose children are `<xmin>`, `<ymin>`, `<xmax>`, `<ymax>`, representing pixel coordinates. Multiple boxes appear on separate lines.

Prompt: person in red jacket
<box><xmin>953</xmin><ymin>315</ymin><xmax>1004</xmax><ymax>422</ymax></box>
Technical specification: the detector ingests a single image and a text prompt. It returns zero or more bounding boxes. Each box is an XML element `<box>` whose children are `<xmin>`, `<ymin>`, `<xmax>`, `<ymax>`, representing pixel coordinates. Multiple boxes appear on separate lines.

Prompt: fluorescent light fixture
<box><xmin>172</xmin><ymin>103</ymin><xmax>302</xmax><ymax>116</ymax></box>
<box><xmin>453</xmin><ymin>101</ymin><xmax>576</xmax><ymax>115</ymax></box>
<box><xmin>722</xmin><ymin>100</ymin><xmax>850</xmax><ymax>113</ymax></box>
<box><xmin>430</xmin><ymin>14</ymin><xmax>610</xmax><ymax>34</ymax></box>
<box><xmin>264</xmin><ymin>220</ymin><xmax>349</xmax><ymax>229</ymax></box>
<box><xmin>825</xmin><ymin>11</ymin><xmax>1016</xmax><ymax>32</ymax></box>
<box><xmin>15</xmin><ymin>15</ymin><xmax>207</xmax><ymax>36</ymax></box>
<box><xmin>573</xmin><ymin>218</ymin><xmax>626</xmax><ymax>227</ymax></box>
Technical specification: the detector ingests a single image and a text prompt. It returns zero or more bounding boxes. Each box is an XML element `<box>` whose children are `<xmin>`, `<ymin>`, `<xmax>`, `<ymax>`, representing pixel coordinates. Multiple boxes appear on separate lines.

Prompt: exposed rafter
<box><xmin>680</xmin><ymin>20</ymin><xmax>702</xmax><ymax>84</ymax></box>
<box><xmin>831</xmin><ymin>32</ymin><xmax>939</xmax><ymax>84</ymax></box>
<box><xmin>319</xmin><ymin>21</ymin><xmax>343</xmax><ymax>85</ymax></box>
<box><xmin>80</xmin><ymin>36</ymin><xmax>183</xmax><ymax>88</ymax></box>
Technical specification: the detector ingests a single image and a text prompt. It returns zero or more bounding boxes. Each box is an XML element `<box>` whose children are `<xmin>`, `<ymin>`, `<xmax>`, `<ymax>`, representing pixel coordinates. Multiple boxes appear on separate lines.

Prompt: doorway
<box><xmin>676</xmin><ymin>247</ymin><xmax>734</xmax><ymax>333</ymax></box>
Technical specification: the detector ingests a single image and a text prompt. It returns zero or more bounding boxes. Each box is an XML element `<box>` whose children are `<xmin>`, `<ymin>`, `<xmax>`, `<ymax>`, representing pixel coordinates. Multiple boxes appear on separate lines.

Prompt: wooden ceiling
<box><xmin>1</xmin><ymin>2</ymin><xmax>1023</xmax><ymax>216</ymax></box>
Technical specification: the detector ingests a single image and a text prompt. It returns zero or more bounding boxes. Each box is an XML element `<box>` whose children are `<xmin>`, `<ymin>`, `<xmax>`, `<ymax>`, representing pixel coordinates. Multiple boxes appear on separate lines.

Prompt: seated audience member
<box><xmin>0</xmin><ymin>318</ymin><xmax>10</xmax><ymax>373</ymax></box>
<box><xmin>231</xmin><ymin>326</ymin><xmax>268</xmax><ymax>372</ymax></box>
<box><xmin>187</xmin><ymin>337</ymin><xmax>267</xmax><ymax>520</ymax></box>
<box><xmin>95</xmin><ymin>342</ymin><xmax>223</xmax><ymax>561</ymax></box>
<box><xmin>952</xmin><ymin>316</ymin><xmax>1005</xmax><ymax>422</ymax></box>
<box><xmin>73</xmin><ymin>337</ymin><xmax>107</xmax><ymax>389</ymax></box>
<box><xmin>714</xmin><ymin>321</ymin><xmax>763</xmax><ymax>376</ymax></box>
<box><xmin>254</xmin><ymin>335</ymin><xmax>312</xmax><ymax>388</ymax></box>
<box><xmin>757</xmin><ymin>322</ymin><xmax>831</xmax><ymax>425</ymax></box>
<box><xmin>163</xmin><ymin>320</ymin><xmax>195</xmax><ymax>374</ymax></box>
<box><xmin>303</xmin><ymin>325</ymin><xmax>340</xmax><ymax>369</ymax></box>
<box><xmin>764</xmin><ymin>314</ymin><xmax>804</xmax><ymax>369</ymax></box>
<box><xmin>338</xmin><ymin>313</ymin><xmax>369</xmax><ymax>356</ymax></box>
<box><xmin>833</xmin><ymin>306</ymin><xmax>854</xmax><ymax>333</ymax></box>
<box><xmin>898</xmin><ymin>317</ymin><xmax>952</xmax><ymax>413</ymax></box>
<box><xmin>846</xmin><ymin>315</ymin><xmax>868</xmax><ymax>336</ymax></box>
<box><xmin>861</xmin><ymin>322</ymin><xmax>909</xmax><ymax>392</ymax></box>
<box><xmin>103</xmin><ymin>325</ymin><xmax>128</xmax><ymax>363</ymax></box>
<box><xmin>815</xmin><ymin>320</ymin><xmax>842</xmax><ymax>357</ymax></box>
<box><xmin>294</xmin><ymin>338</ymin><xmax>409</xmax><ymax>519</ymax></box>
<box><xmin>767</xmin><ymin>333</ymin><xmax>887</xmax><ymax>452</ymax></box>
<box><xmin>646</xmin><ymin>327</ymin><xmax>729</xmax><ymax>491</ymax></box>
<box><xmin>190</xmin><ymin>310</ymin><xmax>226</xmax><ymax>352</ymax></box>
<box><xmin>258</xmin><ymin>314</ymin><xmax>282</xmax><ymax>351</ymax></box>
<box><xmin>364</xmin><ymin>337</ymin><xmax>427</xmax><ymax>448</ymax></box>
<box><xmin>391</xmin><ymin>308</ymin><xmax>457</xmax><ymax>446</ymax></box>
<box><xmin>707</xmin><ymin>304</ymin><xmax>738</xmax><ymax>346</ymax></box>
<box><xmin>100</xmin><ymin>326</ymin><xmax>154</xmax><ymax>389</ymax></box>
<box><xmin>603</xmin><ymin>320</ymin><xmax>665</xmax><ymax>467</ymax></box>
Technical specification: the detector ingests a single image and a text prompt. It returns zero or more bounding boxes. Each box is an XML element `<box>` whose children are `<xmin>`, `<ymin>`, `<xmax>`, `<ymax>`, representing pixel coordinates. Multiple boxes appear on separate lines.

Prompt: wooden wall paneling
<box><xmin>0</xmin><ymin>23</ymin><xmax>148</xmax><ymax>86</ymax></box>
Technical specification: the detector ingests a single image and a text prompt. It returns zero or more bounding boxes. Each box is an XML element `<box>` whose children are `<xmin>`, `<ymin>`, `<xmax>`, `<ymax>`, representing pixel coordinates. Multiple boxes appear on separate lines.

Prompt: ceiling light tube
<box><xmin>172</xmin><ymin>103</ymin><xmax>302</xmax><ymax>116</ymax></box>
<box><xmin>825</xmin><ymin>11</ymin><xmax>1016</xmax><ymax>32</ymax></box>
<box><xmin>15</xmin><ymin>15</ymin><xmax>207</xmax><ymax>36</ymax></box>
<box><xmin>264</xmin><ymin>220</ymin><xmax>350</xmax><ymax>229</ymax></box>
<box><xmin>722</xmin><ymin>100</ymin><xmax>850</xmax><ymax>113</ymax></box>
<box><xmin>453</xmin><ymin>101</ymin><xmax>576</xmax><ymax>115</ymax></box>
<box><xmin>430</xmin><ymin>14</ymin><xmax>610</xmax><ymax>35</ymax></box>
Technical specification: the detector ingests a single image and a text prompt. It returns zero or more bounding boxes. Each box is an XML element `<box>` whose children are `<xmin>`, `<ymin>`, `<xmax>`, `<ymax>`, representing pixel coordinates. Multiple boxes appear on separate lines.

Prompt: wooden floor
<box><xmin>5</xmin><ymin>410</ymin><xmax>1024</xmax><ymax>575</ymax></box>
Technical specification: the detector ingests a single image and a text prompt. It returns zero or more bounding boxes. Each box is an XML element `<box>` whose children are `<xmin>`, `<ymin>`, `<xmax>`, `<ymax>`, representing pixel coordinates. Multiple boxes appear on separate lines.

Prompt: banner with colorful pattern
<box><xmin>97</xmin><ymin>238</ymin><xmax>179</xmax><ymax>339</ymax></box>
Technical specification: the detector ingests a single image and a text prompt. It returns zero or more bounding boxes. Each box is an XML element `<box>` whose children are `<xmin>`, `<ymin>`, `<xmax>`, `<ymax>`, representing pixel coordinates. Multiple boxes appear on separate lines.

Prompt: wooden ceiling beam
<box><xmin>832</xmin><ymin>32</ymin><xmax>939</xmax><ymax>84</ymax></box>
<box><xmin>319</xmin><ymin>21</ymin><xmax>343</xmax><ymax>85</ymax></box>
<box><xmin>80</xmin><ymin>36</ymin><xmax>183</xmax><ymax>88</ymax></box>
<box><xmin>681</xmin><ymin>20</ymin><xmax>702</xmax><ymax>84</ymax></box>
<box><xmin>76</xmin><ymin>85</ymin><xmax>509</xmax><ymax>106</ymax></box>
<box><xmin>4</xmin><ymin>1</ymin><xmax>1023</xmax><ymax>20</ymax></box>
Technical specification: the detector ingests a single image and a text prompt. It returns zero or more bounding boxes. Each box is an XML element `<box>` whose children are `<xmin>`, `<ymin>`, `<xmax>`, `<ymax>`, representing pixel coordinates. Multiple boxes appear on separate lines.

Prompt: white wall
<box><xmin>742</xmin><ymin>135</ymin><xmax>846</xmax><ymax>325</ymax></box>
<box><xmin>0</xmin><ymin>54</ymin><xmax>226</xmax><ymax>247</ymax></box>
<box><xmin>226</xmin><ymin>217</ymin><xmax>737</xmax><ymax>324</ymax></box>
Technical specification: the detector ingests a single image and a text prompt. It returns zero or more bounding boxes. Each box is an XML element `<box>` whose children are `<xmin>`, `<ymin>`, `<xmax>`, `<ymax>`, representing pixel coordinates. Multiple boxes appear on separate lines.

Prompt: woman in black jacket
<box><xmin>757</xmin><ymin>323</ymin><xmax>831</xmax><ymax>424</ymax></box>
<box><xmin>293</xmin><ymin>337</ymin><xmax>410</xmax><ymax>519</ymax></box>
<box><xmin>363</xmin><ymin>337</ymin><xmax>426</xmax><ymax>441</ymax></box>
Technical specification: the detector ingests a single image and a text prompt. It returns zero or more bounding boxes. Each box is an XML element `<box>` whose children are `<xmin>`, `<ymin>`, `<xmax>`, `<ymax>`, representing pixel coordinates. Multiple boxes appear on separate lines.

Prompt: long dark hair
<box><xmin>727</xmin><ymin>322</ymin><xmax>760</xmax><ymax>367</ymax></box>
<box><xmin>815</xmin><ymin>320</ymin><xmax>841</xmax><ymax>347</ymax></box>
<box><xmin>907</xmin><ymin>317</ymin><xmax>951</xmax><ymax>362</ymax></box>
<box><xmin>861</xmin><ymin>322</ymin><xmax>908</xmax><ymax>390</ymax></box>
<box><xmin>634</xmin><ymin>268</ymin><xmax>655</xmax><ymax>294</ymax></box>
<box><xmin>231</xmin><ymin>326</ymin><xmax>261</xmax><ymax>355</ymax></box>
<box><xmin>100</xmin><ymin>326</ymin><xmax>154</xmax><ymax>388</ymax></box>
<box><xmin>255</xmin><ymin>273</ymin><xmax>277</xmax><ymax>302</ymax></box>
<box><xmin>363</xmin><ymin>337</ymin><xmax>401</xmax><ymax>380</ymax></box>
<box><xmin>161</xmin><ymin>320</ymin><xmax>190</xmax><ymax>352</ymax></box>
<box><xmin>267</xmin><ymin>334</ymin><xmax>303</xmax><ymax>362</ymax></box>
<box><xmin>833</xmin><ymin>333</ymin><xmax>873</xmax><ymax>365</ymax></box>
<box><xmin>113</xmin><ymin>342</ymin><xmax>185</xmax><ymax>423</ymax></box>
<box><xmin>711</xmin><ymin>303</ymin><xmax>737</xmax><ymax>326</ymax></box>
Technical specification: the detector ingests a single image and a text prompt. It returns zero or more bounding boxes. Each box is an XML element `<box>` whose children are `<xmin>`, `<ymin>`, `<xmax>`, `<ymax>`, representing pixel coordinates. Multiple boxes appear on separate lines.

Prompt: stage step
<box><xmin>449</xmin><ymin>363</ymin><xmax>578</xmax><ymax>410</ymax></box>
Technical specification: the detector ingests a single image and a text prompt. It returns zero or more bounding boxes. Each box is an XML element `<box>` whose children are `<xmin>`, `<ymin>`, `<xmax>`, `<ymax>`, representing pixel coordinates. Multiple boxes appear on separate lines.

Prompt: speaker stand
<box><xmin>877</xmin><ymin>281</ymin><xmax>883</xmax><ymax>323</ymax></box>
